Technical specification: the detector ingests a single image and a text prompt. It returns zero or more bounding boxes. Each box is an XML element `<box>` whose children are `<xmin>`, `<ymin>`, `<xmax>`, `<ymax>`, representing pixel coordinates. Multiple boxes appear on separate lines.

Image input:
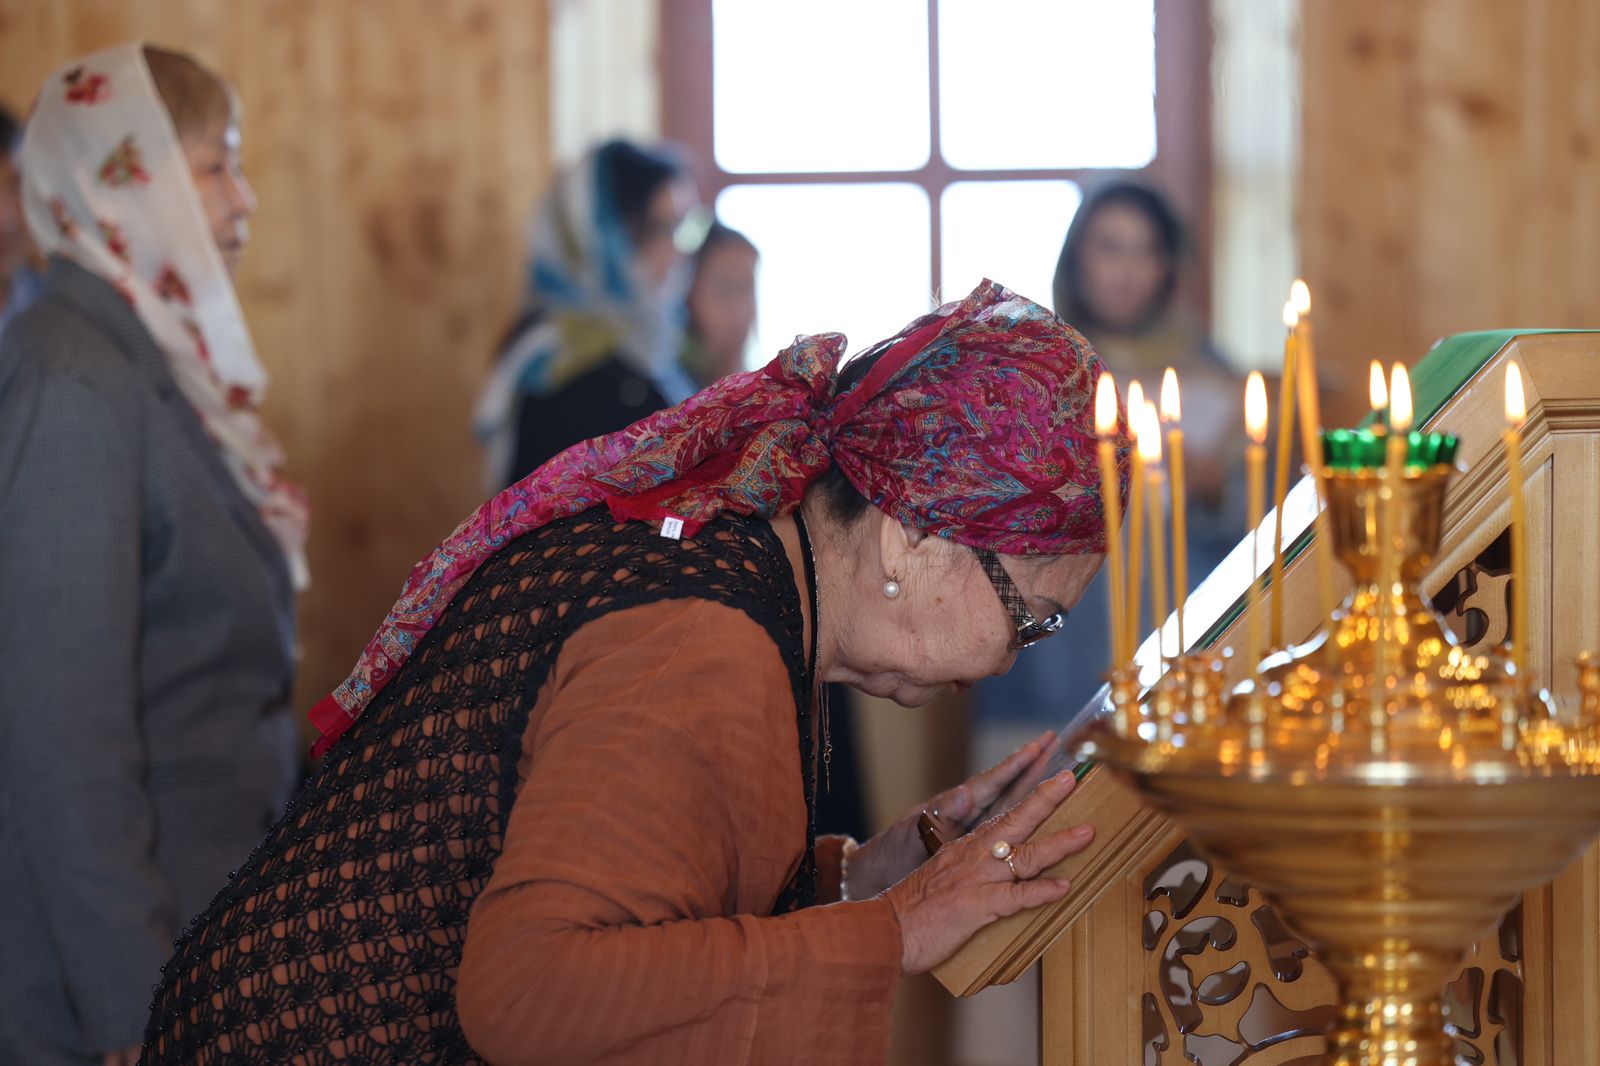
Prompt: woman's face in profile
<box><xmin>688</xmin><ymin>240</ymin><xmax>758</xmax><ymax>377</ymax></box>
<box><xmin>634</xmin><ymin>178</ymin><xmax>697</xmax><ymax>301</ymax></box>
<box><xmin>183</xmin><ymin>120</ymin><xmax>257</xmax><ymax>276</ymax></box>
<box><xmin>830</xmin><ymin>527</ymin><xmax>1101</xmax><ymax>708</ymax></box>
<box><xmin>1077</xmin><ymin>202</ymin><xmax>1168</xmax><ymax>332</ymax></box>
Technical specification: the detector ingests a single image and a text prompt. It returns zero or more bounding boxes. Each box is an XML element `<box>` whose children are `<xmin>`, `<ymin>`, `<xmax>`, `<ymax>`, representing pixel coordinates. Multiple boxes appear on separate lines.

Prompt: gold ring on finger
<box><xmin>991</xmin><ymin>839</ymin><xmax>1021</xmax><ymax>880</ymax></box>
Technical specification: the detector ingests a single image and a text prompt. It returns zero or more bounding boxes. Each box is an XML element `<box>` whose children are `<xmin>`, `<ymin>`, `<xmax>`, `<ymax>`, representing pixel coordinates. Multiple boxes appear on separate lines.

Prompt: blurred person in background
<box><xmin>673</xmin><ymin>217</ymin><xmax>872</xmax><ymax>841</ymax></box>
<box><xmin>0</xmin><ymin>44</ymin><xmax>305</xmax><ymax>1066</ymax></box>
<box><xmin>1053</xmin><ymin>181</ymin><xmax>1231</xmax><ymax>396</ymax></box>
<box><xmin>475</xmin><ymin>138</ymin><xmax>700</xmax><ymax>489</ymax></box>
<box><xmin>0</xmin><ymin>101</ymin><xmax>43</xmax><ymax>337</ymax></box>
<box><xmin>972</xmin><ymin>180</ymin><xmax>1243</xmax><ymax>739</ymax></box>
<box><xmin>680</xmin><ymin>218</ymin><xmax>758</xmax><ymax>387</ymax></box>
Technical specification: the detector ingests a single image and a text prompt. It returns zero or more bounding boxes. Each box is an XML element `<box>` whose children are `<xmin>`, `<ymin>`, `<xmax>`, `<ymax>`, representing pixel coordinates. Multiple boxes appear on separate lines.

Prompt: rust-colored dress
<box><xmin>143</xmin><ymin>514</ymin><xmax>901</xmax><ymax>1065</ymax></box>
<box><xmin>457</xmin><ymin>597</ymin><xmax>902</xmax><ymax>1064</ymax></box>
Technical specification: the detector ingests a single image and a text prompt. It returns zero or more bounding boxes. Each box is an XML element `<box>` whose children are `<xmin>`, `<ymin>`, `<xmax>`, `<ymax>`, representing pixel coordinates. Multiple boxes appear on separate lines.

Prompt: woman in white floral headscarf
<box><xmin>0</xmin><ymin>44</ymin><xmax>305</xmax><ymax>1066</ymax></box>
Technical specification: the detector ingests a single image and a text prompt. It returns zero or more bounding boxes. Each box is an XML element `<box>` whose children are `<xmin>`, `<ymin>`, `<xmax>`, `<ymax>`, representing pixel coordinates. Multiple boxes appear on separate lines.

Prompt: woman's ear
<box><xmin>876</xmin><ymin>512</ymin><xmax>932</xmax><ymax>578</ymax></box>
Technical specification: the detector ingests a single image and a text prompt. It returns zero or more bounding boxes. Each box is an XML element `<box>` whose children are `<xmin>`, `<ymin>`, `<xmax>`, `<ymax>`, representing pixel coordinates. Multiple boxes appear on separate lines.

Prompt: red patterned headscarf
<box><xmin>310</xmin><ymin>279</ymin><xmax>1127</xmax><ymax>754</ymax></box>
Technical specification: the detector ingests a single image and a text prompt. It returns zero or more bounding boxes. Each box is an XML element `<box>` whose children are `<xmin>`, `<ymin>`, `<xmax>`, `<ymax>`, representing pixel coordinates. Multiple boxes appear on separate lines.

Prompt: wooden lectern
<box><xmin>935</xmin><ymin>331</ymin><xmax>1600</xmax><ymax>1065</ymax></box>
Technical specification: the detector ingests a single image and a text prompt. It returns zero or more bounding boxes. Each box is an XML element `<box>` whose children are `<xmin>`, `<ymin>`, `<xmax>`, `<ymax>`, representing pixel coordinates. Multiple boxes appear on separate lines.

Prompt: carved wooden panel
<box><xmin>1140</xmin><ymin>839</ymin><xmax>1524</xmax><ymax>1066</ymax></box>
<box><xmin>1137</xmin><ymin>531</ymin><xmax>1523</xmax><ymax>1065</ymax></box>
<box><xmin>1441</xmin><ymin>905</ymin><xmax>1524</xmax><ymax>1066</ymax></box>
<box><xmin>1432</xmin><ymin>528</ymin><xmax>1523</xmax><ymax>1066</ymax></box>
<box><xmin>1433</xmin><ymin>529</ymin><xmax>1512</xmax><ymax>653</ymax></box>
<box><xmin>1141</xmin><ymin>839</ymin><xmax>1337</xmax><ymax>1066</ymax></box>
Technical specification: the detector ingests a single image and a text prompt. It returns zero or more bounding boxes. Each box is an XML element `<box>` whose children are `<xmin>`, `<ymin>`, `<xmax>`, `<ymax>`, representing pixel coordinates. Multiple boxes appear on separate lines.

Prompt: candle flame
<box><xmin>1245</xmin><ymin>372</ymin><xmax>1268</xmax><ymax>444</ymax></box>
<box><xmin>1290</xmin><ymin>278</ymin><xmax>1312</xmax><ymax>315</ymax></box>
<box><xmin>1505</xmin><ymin>362</ymin><xmax>1526</xmax><ymax>425</ymax></box>
<box><xmin>1369</xmin><ymin>360</ymin><xmax>1388</xmax><ymax>412</ymax></box>
<box><xmin>1136</xmin><ymin>402</ymin><xmax>1163</xmax><ymax>463</ymax></box>
<box><xmin>1282</xmin><ymin>300</ymin><xmax>1298</xmax><ymax>330</ymax></box>
<box><xmin>1390</xmin><ymin>363</ymin><xmax>1413</xmax><ymax>431</ymax></box>
<box><xmin>1127</xmin><ymin>379</ymin><xmax>1145</xmax><ymax>430</ymax></box>
<box><xmin>1094</xmin><ymin>371</ymin><xmax>1119</xmax><ymax>435</ymax></box>
<box><xmin>1160</xmin><ymin>367</ymin><xmax>1181</xmax><ymax>422</ymax></box>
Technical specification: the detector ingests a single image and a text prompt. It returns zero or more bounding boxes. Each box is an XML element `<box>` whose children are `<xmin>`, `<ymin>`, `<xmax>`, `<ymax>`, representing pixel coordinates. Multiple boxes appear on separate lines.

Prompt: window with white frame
<box><xmin>662</xmin><ymin>0</ymin><xmax>1209</xmax><ymax>367</ymax></box>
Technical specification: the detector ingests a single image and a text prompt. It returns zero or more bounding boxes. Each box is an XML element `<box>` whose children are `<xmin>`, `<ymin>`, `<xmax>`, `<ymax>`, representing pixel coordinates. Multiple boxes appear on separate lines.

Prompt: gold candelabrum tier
<box><xmin>1081</xmin><ymin>461</ymin><xmax>1600</xmax><ymax>1066</ymax></box>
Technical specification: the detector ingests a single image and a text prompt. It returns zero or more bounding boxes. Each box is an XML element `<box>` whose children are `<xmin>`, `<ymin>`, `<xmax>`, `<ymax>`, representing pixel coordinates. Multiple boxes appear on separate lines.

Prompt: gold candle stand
<box><xmin>1081</xmin><ymin>460</ymin><xmax>1600</xmax><ymax>1066</ymax></box>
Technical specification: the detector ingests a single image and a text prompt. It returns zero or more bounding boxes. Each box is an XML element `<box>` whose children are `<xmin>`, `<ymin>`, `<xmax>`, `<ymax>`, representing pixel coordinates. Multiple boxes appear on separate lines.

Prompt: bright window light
<box><xmin>938</xmin><ymin>0</ymin><xmax>1155</xmax><ymax>169</ymax></box>
<box><xmin>939</xmin><ymin>180</ymin><xmax>1082</xmax><ymax>310</ymax></box>
<box><xmin>712</xmin><ymin>0</ymin><xmax>930</xmax><ymax>174</ymax></box>
<box><xmin>715</xmin><ymin>184</ymin><xmax>933</xmax><ymax>369</ymax></box>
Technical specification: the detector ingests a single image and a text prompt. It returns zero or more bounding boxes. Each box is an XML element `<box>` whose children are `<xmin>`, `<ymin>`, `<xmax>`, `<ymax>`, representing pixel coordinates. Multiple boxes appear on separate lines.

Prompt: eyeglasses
<box><xmin>975</xmin><ymin>549</ymin><xmax>1067</xmax><ymax>651</ymax></box>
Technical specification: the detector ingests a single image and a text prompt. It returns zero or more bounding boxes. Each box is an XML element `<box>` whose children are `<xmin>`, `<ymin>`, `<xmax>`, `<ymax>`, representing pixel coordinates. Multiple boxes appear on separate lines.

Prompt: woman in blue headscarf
<box><xmin>474</xmin><ymin>139</ymin><xmax>700</xmax><ymax>489</ymax></box>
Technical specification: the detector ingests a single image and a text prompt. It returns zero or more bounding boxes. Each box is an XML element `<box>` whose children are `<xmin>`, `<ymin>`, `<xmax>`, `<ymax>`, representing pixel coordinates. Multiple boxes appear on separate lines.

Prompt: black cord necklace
<box><xmin>792</xmin><ymin>509</ymin><xmax>831</xmax><ymax>792</ymax></box>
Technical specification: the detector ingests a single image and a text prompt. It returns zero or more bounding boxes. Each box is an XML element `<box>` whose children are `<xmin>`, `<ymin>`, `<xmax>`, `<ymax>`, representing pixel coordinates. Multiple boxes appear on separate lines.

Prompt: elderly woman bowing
<box><xmin>144</xmin><ymin>280</ymin><xmax>1124</xmax><ymax>1065</ymax></box>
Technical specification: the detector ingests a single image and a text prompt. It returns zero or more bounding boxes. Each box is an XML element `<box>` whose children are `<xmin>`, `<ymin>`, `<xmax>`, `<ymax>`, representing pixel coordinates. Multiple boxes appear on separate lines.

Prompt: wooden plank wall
<box><xmin>1300</xmin><ymin>0</ymin><xmax>1600</xmax><ymax>427</ymax></box>
<box><xmin>0</xmin><ymin>0</ymin><xmax>551</xmax><ymax>711</ymax></box>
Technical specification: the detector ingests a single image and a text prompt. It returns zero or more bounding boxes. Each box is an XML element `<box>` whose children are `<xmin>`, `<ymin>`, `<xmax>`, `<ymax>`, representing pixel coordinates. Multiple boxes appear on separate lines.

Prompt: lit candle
<box><xmin>1139</xmin><ymin>404</ymin><xmax>1169</xmax><ymax>663</ymax></box>
<box><xmin>1095</xmin><ymin>372</ymin><xmax>1128</xmax><ymax>667</ymax></box>
<box><xmin>1125</xmin><ymin>379</ymin><xmax>1147</xmax><ymax>659</ymax></box>
<box><xmin>1505</xmin><ymin>362</ymin><xmax>1529</xmax><ymax>685</ymax></box>
<box><xmin>1373</xmin><ymin>363</ymin><xmax>1412</xmax><ymax>753</ymax></box>
<box><xmin>1369</xmin><ymin>359</ymin><xmax>1389</xmax><ymax>427</ymax></box>
<box><xmin>1290</xmin><ymin>281</ymin><xmax>1338</xmax><ymax>632</ymax></box>
<box><xmin>1270</xmin><ymin>300</ymin><xmax>1299</xmax><ymax>648</ymax></box>
<box><xmin>1244</xmin><ymin>372</ymin><xmax>1269</xmax><ymax>676</ymax></box>
<box><xmin>1292</xmin><ymin>281</ymin><xmax>1318</xmax><ymax>435</ymax></box>
<box><xmin>1160</xmin><ymin>369</ymin><xmax>1187</xmax><ymax>655</ymax></box>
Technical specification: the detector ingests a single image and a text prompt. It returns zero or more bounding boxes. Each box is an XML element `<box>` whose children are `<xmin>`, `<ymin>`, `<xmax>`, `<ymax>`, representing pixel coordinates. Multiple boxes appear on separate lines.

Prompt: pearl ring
<box><xmin>991</xmin><ymin>840</ymin><xmax>1021</xmax><ymax>880</ymax></box>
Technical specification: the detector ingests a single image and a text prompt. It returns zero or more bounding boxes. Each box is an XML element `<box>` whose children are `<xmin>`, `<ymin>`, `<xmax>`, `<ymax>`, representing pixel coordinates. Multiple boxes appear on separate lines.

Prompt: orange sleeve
<box><xmin>457</xmin><ymin>597</ymin><xmax>902</xmax><ymax>1066</ymax></box>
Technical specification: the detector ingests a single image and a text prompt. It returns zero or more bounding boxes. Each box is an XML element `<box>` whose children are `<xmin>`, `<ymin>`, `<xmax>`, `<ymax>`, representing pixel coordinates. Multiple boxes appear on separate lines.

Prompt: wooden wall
<box><xmin>0</xmin><ymin>0</ymin><xmax>551</xmax><ymax>711</ymax></box>
<box><xmin>1300</xmin><ymin>0</ymin><xmax>1600</xmax><ymax>426</ymax></box>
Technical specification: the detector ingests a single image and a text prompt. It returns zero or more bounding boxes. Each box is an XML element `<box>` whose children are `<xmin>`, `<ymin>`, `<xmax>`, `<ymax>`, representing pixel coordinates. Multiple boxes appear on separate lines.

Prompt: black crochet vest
<box><xmin>141</xmin><ymin>513</ymin><xmax>818</xmax><ymax>1064</ymax></box>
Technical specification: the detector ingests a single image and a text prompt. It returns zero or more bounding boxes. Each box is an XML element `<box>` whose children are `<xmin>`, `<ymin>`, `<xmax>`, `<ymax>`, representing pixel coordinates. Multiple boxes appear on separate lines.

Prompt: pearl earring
<box><xmin>883</xmin><ymin>578</ymin><xmax>901</xmax><ymax>599</ymax></box>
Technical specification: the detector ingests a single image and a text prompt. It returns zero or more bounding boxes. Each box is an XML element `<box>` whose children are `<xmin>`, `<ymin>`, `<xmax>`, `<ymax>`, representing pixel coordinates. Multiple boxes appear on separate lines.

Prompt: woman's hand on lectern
<box><xmin>843</xmin><ymin>731</ymin><xmax>1058</xmax><ymax>901</ymax></box>
<box><xmin>883</xmin><ymin>768</ymin><xmax>1094</xmax><ymax>974</ymax></box>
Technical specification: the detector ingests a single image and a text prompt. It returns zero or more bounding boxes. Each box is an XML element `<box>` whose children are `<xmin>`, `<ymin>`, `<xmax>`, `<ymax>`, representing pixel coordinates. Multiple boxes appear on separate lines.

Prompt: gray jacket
<box><xmin>0</xmin><ymin>257</ymin><xmax>299</xmax><ymax>1063</ymax></box>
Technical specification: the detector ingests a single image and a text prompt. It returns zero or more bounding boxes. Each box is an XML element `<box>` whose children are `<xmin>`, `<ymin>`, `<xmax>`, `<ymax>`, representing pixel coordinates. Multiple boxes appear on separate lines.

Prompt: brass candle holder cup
<box><xmin>1081</xmin><ymin>456</ymin><xmax>1600</xmax><ymax>1066</ymax></box>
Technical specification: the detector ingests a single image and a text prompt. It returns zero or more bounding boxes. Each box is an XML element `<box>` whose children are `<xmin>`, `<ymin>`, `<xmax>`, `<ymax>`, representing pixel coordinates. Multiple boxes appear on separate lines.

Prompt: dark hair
<box><xmin>1052</xmin><ymin>180</ymin><xmax>1185</xmax><ymax>334</ymax></box>
<box><xmin>0</xmin><ymin>101</ymin><xmax>20</xmax><ymax>155</ymax></box>
<box><xmin>694</xmin><ymin>219</ymin><xmax>757</xmax><ymax>268</ymax></box>
<box><xmin>813</xmin><ymin>341</ymin><xmax>889</xmax><ymax>526</ymax></box>
<box><xmin>593</xmin><ymin>139</ymin><xmax>688</xmax><ymax>244</ymax></box>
